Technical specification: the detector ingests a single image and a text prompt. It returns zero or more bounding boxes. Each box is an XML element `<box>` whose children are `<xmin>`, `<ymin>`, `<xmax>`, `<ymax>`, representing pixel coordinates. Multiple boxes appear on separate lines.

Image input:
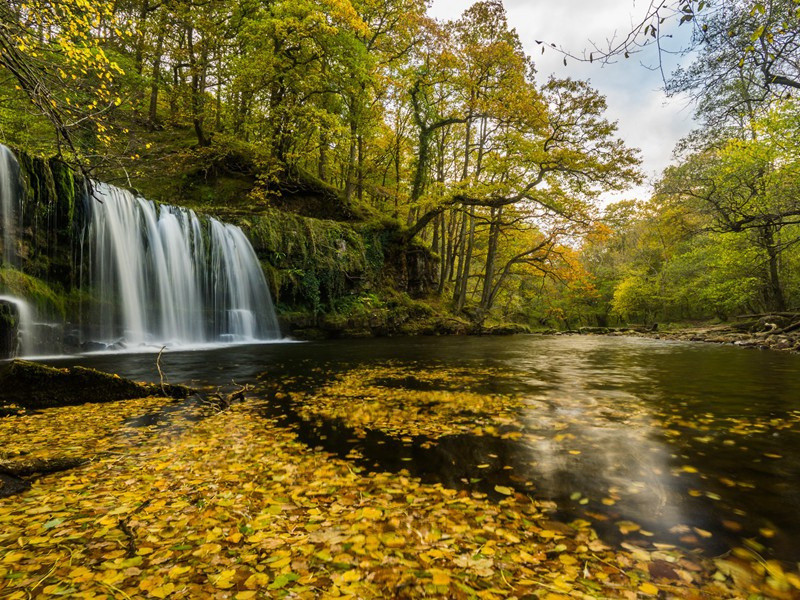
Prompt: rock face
<box><xmin>0</xmin><ymin>300</ymin><xmax>20</xmax><ymax>359</ymax></box>
<box><xmin>0</xmin><ymin>360</ymin><xmax>193</xmax><ymax>409</ymax></box>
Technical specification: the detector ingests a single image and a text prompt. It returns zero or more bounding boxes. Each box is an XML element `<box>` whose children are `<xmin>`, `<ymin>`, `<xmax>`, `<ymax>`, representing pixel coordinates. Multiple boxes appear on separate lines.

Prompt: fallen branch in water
<box><xmin>203</xmin><ymin>382</ymin><xmax>252</xmax><ymax>412</ymax></box>
<box><xmin>117</xmin><ymin>499</ymin><xmax>152</xmax><ymax>558</ymax></box>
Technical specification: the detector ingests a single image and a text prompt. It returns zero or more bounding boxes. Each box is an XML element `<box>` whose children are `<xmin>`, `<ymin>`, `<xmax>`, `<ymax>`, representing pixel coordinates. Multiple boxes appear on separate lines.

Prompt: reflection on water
<box><xmin>46</xmin><ymin>334</ymin><xmax>800</xmax><ymax>562</ymax></box>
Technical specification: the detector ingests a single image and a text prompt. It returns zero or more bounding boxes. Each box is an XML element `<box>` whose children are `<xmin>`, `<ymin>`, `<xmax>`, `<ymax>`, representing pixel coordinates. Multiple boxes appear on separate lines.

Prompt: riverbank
<box><xmin>555</xmin><ymin>319</ymin><xmax>800</xmax><ymax>353</ymax></box>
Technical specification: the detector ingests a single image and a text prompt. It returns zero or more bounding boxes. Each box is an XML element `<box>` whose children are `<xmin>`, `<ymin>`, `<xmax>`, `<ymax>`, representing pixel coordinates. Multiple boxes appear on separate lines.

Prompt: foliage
<box><xmin>0</xmin><ymin>0</ymin><xmax>640</xmax><ymax>326</ymax></box>
<box><xmin>0</xmin><ymin>0</ymin><xmax>127</xmax><ymax>162</ymax></box>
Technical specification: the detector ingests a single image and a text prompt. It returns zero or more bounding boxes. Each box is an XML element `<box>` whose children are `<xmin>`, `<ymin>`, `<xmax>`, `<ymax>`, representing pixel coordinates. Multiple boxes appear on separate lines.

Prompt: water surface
<box><xmin>46</xmin><ymin>334</ymin><xmax>800</xmax><ymax>562</ymax></box>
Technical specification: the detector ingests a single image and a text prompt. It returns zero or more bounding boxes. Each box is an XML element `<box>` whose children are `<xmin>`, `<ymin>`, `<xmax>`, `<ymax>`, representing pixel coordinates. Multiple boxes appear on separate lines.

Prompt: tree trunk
<box><xmin>345</xmin><ymin>119</ymin><xmax>357</xmax><ymax>203</ymax></box>
<box><xmin>762</xmin><ymin>225</ymin><xmax>786</xmax><ymax>311</ymax></box>
<box><xmin>187</xmin><ymin>27</ymin><xmax>210</xmax><ymax>147</ymax></box>
<box><xmin>480</xmin><ymin>207</ymin><xmax>502</xmax><ymax>310</ymax></box>
<box><xmin>147</xmin><ymin>20</ymin><xmax>165</xmax><ymax>126</ymax></box>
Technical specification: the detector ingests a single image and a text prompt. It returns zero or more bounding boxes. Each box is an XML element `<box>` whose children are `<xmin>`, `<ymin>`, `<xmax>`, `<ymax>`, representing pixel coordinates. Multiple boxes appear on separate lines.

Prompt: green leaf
<box><xmin>43</xmin><ymin>518</ymin><xmax>64</xmax><ymax>530</ymax></box>
<box><xmin>268</xmin><ymin>573</ymin><xmax>298</xmax><ymax>590</ymax></box>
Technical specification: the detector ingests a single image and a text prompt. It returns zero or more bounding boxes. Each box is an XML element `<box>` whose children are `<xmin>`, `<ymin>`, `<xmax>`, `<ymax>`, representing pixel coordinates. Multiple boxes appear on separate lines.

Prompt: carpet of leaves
<box><xmin>294</xmin><ymin>365</ymin><xmax>525</xmax><ymax>439</ymax></box>
<box><xmin>0</xmin><ymin>390</ymin><xmax>798</xmax><ymax>599</ymax></box>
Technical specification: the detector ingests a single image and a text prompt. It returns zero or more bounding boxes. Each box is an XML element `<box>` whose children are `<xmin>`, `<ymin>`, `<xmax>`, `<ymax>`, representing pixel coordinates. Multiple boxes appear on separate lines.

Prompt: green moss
<box><xmin>244</xmin><ymin>209</ymin><xmax>385</xmax><ymax>314</ymax></box>
<box><xmin>0</xmin><ymin>268</ymin><xmax>66</xmax><ymax>318</ymax></box>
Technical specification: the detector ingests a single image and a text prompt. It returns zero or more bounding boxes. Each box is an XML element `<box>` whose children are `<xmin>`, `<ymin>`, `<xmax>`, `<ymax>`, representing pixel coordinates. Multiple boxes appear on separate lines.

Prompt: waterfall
<box><xmin>0</xmin><ymin>295</ymin><xmax>33</xmax><ymax>356</ymax></box>
<box><xmin>84</xmin><ymin>182</ymin><xmax>280</xmax><ymax>349</ymax></box>
<box><xmin>0</xmin><ymin>145</ymin><xmax>20</xmax><ymax>266</ymax></box>
<box><xmin>0</xmin><ymin>143</ymin><xmax>281</xmax><ymax>356</ymax></box>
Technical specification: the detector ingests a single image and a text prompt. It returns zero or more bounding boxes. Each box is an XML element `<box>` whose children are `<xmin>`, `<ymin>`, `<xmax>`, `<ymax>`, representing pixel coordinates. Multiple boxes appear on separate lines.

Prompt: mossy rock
<box><xmin>0</xmin><ymin>360</ymin><xmax>193</xmax><ymax>409</ymax></box>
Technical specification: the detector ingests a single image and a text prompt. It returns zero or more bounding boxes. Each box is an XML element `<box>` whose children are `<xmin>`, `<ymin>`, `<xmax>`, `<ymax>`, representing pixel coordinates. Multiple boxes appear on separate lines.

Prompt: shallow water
<box><xmin>46</xmin><ymin>334</ymin><xmax>800</xmax><ymax>562</ymax></box>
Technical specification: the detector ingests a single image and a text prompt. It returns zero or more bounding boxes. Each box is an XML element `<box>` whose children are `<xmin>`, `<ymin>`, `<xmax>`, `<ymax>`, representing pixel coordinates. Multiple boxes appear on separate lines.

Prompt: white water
<box><xmin>0</xmin><ymin>143</ymin><xmax>281</xmax><ymax>356</ymax></box>
<box><xmin>0</xmin><ymin>145</ymin><xmax>19</xmax><ymax>265</ymax></box>
<box><xmin>0</xmin><ymin>146</ymin><xmax>32</xmax><ymax>357</ymax></box>
<box><xmin>0</xmin><ymin>295</ymin><xmax>33</xmax><ymax>356</ymax></box>
<box><xmin>84</xmin><ymin>182</ymin><xmax>280</xmax><ymax>349</ymax></box>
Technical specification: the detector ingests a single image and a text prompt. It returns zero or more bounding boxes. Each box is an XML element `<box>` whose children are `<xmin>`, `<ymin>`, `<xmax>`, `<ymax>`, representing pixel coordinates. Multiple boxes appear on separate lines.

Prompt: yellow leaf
<box><xmin>341</xmin><ymin>569</ymin><xmax>361</xmax><ymax>583</ymax></box>
<box><xmin>494</xmin><ymin>485</ymin><xmax>513</xmax><ymax>496</ymax></box>
<box><xmin>431</xmin><ymin>569</ymin><xmax>451</xmax><ymax>585</ymax></box>
<box><xmin>244</xmin><ymin>572</ymin><xmax>270</xmax><ymax>589</ymax></box>
<box><xmin>167</xmin><ymin>565</ymin><xmax>191</xmax><ymax>579</ymax></box>
<box><xmin>2</xmin><ymin>552</ymin><xmax>24</xmax><ymax>563</ymax></box>
<box><xmin>212</xmin><ymin>569</ymin><xmax>237</xmax><ymax>589</ymax></box>
<box><xmin>639</xmin><ymin>582</ymin><xmax>659</xmax><ymax>595</ymax></box>
<box><xmin>150</xmin><ymin>583</ymin><xmax>176</xmax><ymax>598</ymax></box>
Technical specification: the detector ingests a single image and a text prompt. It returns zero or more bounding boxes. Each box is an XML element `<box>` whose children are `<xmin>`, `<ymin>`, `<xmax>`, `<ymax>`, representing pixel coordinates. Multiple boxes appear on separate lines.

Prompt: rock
<box><xmin>579</xmin><ymin>326</ymin><xmax>610</xmax><ymax>334</ymax></box>
<box><xmin>0</xmin><ymin>360</ymin><xmax>194</xmax><ymax>409</ymax></box>
<box><xmin>751</xmin><ymin>315</ymin><xmax>792</xmax><ymax>333</ymax></box>
<box><xmin>0</xmin><ymin>300</ymin><xmax>20</xmax><ymax>359</ymax></box>
<box><xmin>0</xmin><ymin>473</ymin><xmax>29</xmax><ymax>499</ymax></box>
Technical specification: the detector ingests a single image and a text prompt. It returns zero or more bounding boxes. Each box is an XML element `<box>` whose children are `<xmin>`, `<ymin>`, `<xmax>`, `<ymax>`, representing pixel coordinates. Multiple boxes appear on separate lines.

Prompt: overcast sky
<box><xmin>429</xmin><ymin>0</ymin><xmax>698</xmax><ymax>202</ymax></box>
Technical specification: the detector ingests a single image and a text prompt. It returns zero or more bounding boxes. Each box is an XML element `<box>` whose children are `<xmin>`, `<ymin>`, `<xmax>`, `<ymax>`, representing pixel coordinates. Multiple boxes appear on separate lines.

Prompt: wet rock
<box><xmin>0</xmin><ymin>300</ymin><xmax>20</xmax><ymax>359</ymax></box>
<box><xmin>0</xmin><ymin>360</ymin><xmax>194</xmax><ymax>409</ymax></box>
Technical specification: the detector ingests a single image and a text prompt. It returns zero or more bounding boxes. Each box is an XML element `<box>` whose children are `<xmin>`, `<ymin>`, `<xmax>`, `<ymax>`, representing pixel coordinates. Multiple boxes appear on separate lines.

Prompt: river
<box><xmin>45</xmin><ymin>334</ymin><xmax>800</xmax><ymax>564</ymax></box>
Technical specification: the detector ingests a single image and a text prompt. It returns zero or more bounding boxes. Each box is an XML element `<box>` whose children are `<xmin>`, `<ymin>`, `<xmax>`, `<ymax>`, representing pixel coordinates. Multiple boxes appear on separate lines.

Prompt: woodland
<box><xmin>3</xmin><ymin>1</ymin><xmax>800</xmax><ymax>600</ymax></box>
<box><xmin>0</xmin><ymin>0</ymin><xmax>797</xmax><ymax>333</ymax></box>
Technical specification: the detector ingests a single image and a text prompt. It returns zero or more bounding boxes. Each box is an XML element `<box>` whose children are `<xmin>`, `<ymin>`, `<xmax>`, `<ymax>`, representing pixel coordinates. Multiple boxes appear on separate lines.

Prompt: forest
<box><xmin>2</xmin><ymin>0</ymin><xmax>797</xmax><ymax>331</ymax></box>
<box><xmin>4</xmin><ymin>2</ymin><xmax>800</xmax><ymax>600</ymax></box>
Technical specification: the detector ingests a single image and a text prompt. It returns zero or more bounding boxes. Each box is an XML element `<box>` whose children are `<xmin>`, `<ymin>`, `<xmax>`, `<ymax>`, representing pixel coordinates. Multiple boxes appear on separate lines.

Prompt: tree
<box><xmin>0</xmin><ymin>0</ymin><xmax>126</xmax><ymax>164</ymax></box>
<box><xmin>658</xmin><ymin>100</ymin><xmax>800</xmax><ymax>311</ymax></box>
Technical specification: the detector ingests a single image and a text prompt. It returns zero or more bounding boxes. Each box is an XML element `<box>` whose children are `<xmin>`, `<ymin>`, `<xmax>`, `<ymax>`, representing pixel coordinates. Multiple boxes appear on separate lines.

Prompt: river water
<box><xmin>46</xmin><ymin>334</ymin><xmax>800</xmax><ymax>563</ymax></box>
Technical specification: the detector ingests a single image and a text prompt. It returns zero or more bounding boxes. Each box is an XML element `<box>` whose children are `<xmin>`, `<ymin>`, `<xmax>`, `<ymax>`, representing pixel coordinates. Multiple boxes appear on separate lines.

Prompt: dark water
<box><xmin>45</xmin><ymin>335</ymin><xmax>800</xmax><ymax>562</ymax></box>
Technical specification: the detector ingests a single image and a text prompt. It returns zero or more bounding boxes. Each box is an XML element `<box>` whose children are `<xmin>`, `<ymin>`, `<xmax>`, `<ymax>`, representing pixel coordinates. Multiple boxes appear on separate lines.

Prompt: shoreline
<box><xmin>549</xmin><ymin>324</ymin><xmax>800</xmax><ymax>353</ymax></box>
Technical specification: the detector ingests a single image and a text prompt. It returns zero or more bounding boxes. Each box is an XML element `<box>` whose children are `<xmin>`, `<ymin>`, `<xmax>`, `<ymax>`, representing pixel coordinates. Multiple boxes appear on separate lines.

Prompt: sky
<box><xmin>428</xmin><ymin>0</ymin><xmax>699</xmax><ymax>202</ymax></box>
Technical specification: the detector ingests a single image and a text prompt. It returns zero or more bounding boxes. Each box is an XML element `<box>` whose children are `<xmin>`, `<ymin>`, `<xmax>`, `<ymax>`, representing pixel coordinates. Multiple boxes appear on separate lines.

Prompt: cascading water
<box><xmin>0</xmin><ymin>144</ymin><xmax>20</xmax><ymax>266</ymax></box>
<box><xmin>83</xmin><ymin>182</ymin><xmax>280</xmax><ymax>349</ymax></box>
<box><xmin>0</xmin><ymin>145</ymin><xmax>36</xmax><ymax>357</ymax></box>
<box><xmin>0</xmin><ymin>143</ymin><xmax>281</xmax><ymax>356</ymax></box>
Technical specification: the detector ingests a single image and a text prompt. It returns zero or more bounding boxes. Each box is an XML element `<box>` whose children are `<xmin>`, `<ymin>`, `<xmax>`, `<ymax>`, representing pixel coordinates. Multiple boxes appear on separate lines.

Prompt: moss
<box><xmin>244</xmin><ymin>209</ymin><xmax>385</xmax><ymax>314</ymax></box>
<box><xmin>0</xmin><ymin>268</ymin><xmax>66</xmax><ymax>318</ymax></box>
<box><xmin>0</xmin><ymin>360</ymin><xmax>193</xmax><ymax>409</ymax></box>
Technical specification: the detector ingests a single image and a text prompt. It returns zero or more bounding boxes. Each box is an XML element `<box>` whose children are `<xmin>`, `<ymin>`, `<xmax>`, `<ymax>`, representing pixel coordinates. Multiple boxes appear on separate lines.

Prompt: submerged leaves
<box><xmin>295</xmin><ymin>365</ymin><xmax>525</xmax><ymax>439</ymax></box>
